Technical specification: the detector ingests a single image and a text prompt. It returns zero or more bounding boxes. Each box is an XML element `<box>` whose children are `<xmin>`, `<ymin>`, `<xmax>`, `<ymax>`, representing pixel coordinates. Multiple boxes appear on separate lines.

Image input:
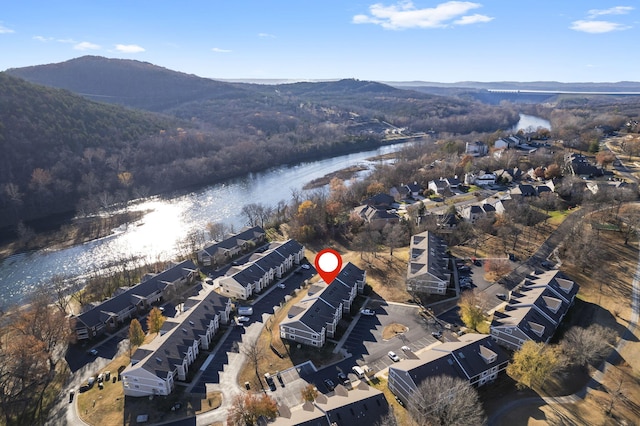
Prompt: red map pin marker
<box><xmin>314</xmin><ymin>248</ymin><xmax>342</xmax><ymax>285</ymax></box>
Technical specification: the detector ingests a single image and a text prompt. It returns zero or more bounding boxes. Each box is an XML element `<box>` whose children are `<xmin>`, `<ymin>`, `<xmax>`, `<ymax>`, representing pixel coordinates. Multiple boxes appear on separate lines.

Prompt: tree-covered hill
<box><xmin>7</xmin><ymin>56</ymin><xmax>520</xmax><ymax>135</ymax></box>
<box><xmin>1</xmin><ymin>57</ymin><xmax>524</xmax><ymax>234</ymax></box>
<box><xmin>6</xmin><ymin>55</ymin><xmax>254</xmax><ymax>112</ymax></box>
<box><xmin>0</xmin><ymin>73</ymin><xmax>180</xmax><ymax>228</ymax></box>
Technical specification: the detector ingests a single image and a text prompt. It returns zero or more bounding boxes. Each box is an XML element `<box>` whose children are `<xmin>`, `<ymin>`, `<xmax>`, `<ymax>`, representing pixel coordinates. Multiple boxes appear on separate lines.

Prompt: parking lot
<box><xmin>341</xmin><ymin>299</ymin><xmax>441</xmax><ymax>372</ymax></box>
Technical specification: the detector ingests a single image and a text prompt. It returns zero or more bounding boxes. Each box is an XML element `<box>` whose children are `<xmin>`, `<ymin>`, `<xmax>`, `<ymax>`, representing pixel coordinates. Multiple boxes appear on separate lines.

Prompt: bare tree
<box><xmin>374</xmin><ymin>411</ymin><xmax>400</xmax><ymax>426</ymax></box>
<box><xmin>561</xmin><ymin>324</ymin><xmax>613</xmax><ymax>367</ymax></box>
<box><xmin>206</xmin><ymin>221</ymin><xmax>228</xmax><ymax>241</ymax></box>
<box><xmin>383</xmin><ymin>223</ymin><xmax>408</xmax><ymax>256</ymax></box>
<box><xmin>50</xmin><ymin>275</ymin><xmax>71</xmax><ymax>315</ymax></box>
<box><xmin>409</xmin><ymin>375</ymin><xmax>486</xmax><ymax>426</ymax></box>
<box><xmin>242</xmin><ymin>338</ymin><xmax>266</xmax><ymax>389</ymax></box>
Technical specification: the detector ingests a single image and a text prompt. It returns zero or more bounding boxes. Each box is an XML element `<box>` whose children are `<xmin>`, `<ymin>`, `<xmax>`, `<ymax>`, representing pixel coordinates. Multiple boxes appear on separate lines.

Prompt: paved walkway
<box><xmin>488</xmin><ymin>230</ymin><xmax>640</xmax><ymax>424</ymax></box>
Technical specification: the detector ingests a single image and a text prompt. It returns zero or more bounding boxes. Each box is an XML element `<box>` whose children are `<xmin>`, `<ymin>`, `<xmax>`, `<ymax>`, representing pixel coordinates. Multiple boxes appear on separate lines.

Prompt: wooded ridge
<box><xmin>1</xmin><ymin>56</ymin><xmax>522</xmax><ymax>234</ymax></box>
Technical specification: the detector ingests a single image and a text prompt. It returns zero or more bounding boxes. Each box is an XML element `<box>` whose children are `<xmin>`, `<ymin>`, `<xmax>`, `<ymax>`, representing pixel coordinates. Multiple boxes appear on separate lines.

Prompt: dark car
<box><xmin>276</xmin><ymin>372</ymin><xmax>285</xmax><ymax>387</ymax></box>
<box><xmin>323</xmin><ymin>378</ymin><xmax>335</xmax><ymax>391</ymax></box>
<box><xmin>68</xmin><ymin>390</ymin><xmax>75</xmax><ymax>403</ymax></box>
<box><xmin>264</xmin><ymin>373</ymin><xmax>277</xmax><ymax>391</ymax></box>
<box><xmin>337</xmin><ymin>372</ymin><xmax>350</xmax><ymax>387</ymax></box>
<box><xmin>431</xmin><ymin>331</ymin><xmax>442</xmax><ymax>339</ymax></box>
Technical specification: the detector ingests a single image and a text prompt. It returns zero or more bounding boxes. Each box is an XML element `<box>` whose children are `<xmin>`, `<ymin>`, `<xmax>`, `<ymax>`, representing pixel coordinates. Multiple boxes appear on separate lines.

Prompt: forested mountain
<box><xmin>6</xmin><ymin>56</ymin><xmax>254</xmax><ymax>112</ymax></box>
<box><xmin>1</xmin><ymin>57</ymin><xmax>522</xmax><ymax>234</ymax></box>
<box><xmin>7</xmin><ymin>56</ymin><xmax>519</xmax><ymax>134</ymax></box>
<box><xmin>0</xmin><ymin>73</ymin><xmax>179</xmax><ymax>229</ymax></box>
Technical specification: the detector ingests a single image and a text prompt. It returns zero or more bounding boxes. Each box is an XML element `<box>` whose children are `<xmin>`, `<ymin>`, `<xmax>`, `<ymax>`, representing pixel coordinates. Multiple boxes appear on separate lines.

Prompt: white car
<box><xmin>360</xmin><ymin>308</ymin><xmax>375</xmax><ymax>316</ymax></box>
<box><xmin>301</xmin><ymin>264</ymin><xmax>310</xmax><ymax>270</ymax></box>
<box><xmin>388</xmin><ymin>351</ymin><xmax>400</xmax><ymax>362</ymax></box>
<box><xmin>276</xmin><ymin>283</ymin><xmax>286</xmax><ymax>289</ymax></box>
<box><xmin>87</xmin><ymin>349</ymin><xmax>98</xmax><ymax>356</ymax></box>
<box><xmin>237</xmin><ymin>316</ymin><xmax>250</xmax><ymax>323</ymax></box>
<box><xmin>401</xmin><ymin>345</ymin><xmax>411</xmax><ymax>352</ymax></box>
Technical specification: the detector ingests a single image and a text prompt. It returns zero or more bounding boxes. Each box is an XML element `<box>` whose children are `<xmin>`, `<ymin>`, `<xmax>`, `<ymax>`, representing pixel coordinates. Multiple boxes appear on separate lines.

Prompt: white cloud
<box><xmin>115</xmin><ymin>44</ymin><xmax>145</xmax><ymax>53</ymax></box>
<box><xmin>258</xmin><ymin>33</ymin><xmax>276</xmax><ymax>38</ymax></box>
<box><xmin>570</xmin><ymin>20</ymin><xmax>630</xmax><ymax>33</ymax></box>
<box><xmin>454</xmin><ymin>13</ymin><xmax>493</xmax><ymax>25</ymax></box>
<box><xmin>33</xmin><ymin>35</ymin><xmax>53</xmax><ymax>42</ymax></box>
<box><xmin>212</xmin><ymin>47</ymin><xmax>232</xmax><ymax>53</ymax></box>
<box><xmin>0</xmin><ymin>24</ymin><xmax>15</xmax><ymax>34</ymax></box>
<box><xmin>588</xmin><ymin>6</ymin><xmax>633</xmax><ymax>18</ymax></box>
<box><xmin>353</xmin><ymin>1</ymin><xmax>492</xmax><ymax>30</ymax></box>
<box><xmin>74</xmin><ymin>41</ymin><xmax>101</xmax><ymax>51</ymax></box>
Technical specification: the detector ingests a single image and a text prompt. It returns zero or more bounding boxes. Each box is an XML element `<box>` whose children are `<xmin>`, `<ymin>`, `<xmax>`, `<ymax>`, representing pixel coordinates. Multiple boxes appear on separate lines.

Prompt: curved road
<box><xmin>488</xmin><ymin>227</ymin><xmax>640</xmax><ymax>424</ymax></box>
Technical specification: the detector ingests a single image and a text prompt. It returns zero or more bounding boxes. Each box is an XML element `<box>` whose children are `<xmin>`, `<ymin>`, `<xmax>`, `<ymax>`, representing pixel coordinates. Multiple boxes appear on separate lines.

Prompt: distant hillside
<box><xmin>0</xmin><ymin>73</ymin><xmax>180</xmax><ymax>228</ymax></box>
<box><xmin>1</xmin><ymin>57</ymin><xmax>525</xmax><ymax>233</ymax></box>
<box><xmin>6</xmin><ymin>56</ymin><xmax>253</xmax><ymax>112</ymax></box>
<box><xmin>6</xmin><ymin>56</ymin><xmax>520</xmax><ymax>134</ymax></box>
<box><xmin>388</xmin><ymin>81</ymin><xmax>640</xmax><ymax>105</ymax></box>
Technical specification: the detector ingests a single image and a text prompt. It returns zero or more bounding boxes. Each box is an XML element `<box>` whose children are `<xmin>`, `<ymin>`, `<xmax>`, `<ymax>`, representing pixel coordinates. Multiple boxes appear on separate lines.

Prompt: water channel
<box><xmin>0</xmin><ymin>141</ymin><xmax>412</xmax><ymax>305</ymax></box>
<box><xmin>0</xmin><ymin>114</ymin><xmax>550</xmax><ymax>306</ymax></box>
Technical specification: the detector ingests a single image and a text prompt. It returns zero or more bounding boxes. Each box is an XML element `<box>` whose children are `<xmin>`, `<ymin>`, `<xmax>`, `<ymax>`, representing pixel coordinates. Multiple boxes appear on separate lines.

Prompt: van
<box><xmin>352</xmin><ymin>366</ymin><xmax>365</xmax><ymax>379</ymax></box>
<box><xmin>237</xmin><ymin>306</ymin><xmax>253</xmax><ymax>316</ymax></box>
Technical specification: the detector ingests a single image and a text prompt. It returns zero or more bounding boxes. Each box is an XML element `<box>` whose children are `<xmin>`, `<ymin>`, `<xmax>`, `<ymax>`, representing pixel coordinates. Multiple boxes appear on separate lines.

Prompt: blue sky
<box><xmin>1</xmin><ymin>1</ymin><xmax>638</xmax><ymax>82</ymax></box>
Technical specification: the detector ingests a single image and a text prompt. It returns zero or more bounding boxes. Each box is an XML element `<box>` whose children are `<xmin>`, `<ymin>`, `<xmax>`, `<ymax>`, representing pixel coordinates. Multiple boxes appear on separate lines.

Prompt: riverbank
<box><xmin>0</xmin><ymin>210</ymin><xmax>146</xmax><ymax>259</ymax></box>
<box><xmin>302</xmin><ymin>164</ymin><xmax>369</xmax><ymax>190</ymax></box>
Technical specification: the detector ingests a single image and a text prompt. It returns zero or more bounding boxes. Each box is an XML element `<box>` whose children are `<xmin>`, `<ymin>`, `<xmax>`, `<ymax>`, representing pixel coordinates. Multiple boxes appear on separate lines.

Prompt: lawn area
<box><xmin>236</xmin><ymin>281</ymin><xmax>345</xmax><ymax>391</ymax></box>
<box><xmin>76</xmin><ymin>333</ymin><xmax>223</xmax><ymax>426</ymax></box>
<box><xmin>489</xmin><ymin>205</ymin><xmax>640</xmax><ymax>425</ymax></box>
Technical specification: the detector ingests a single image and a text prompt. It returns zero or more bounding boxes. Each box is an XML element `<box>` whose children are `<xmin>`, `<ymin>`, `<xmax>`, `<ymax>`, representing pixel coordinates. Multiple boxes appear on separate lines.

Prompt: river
<box><xmin>0</xmin><ymin>114</ymin><xmax>551</xmax><ymax>306</ymax></box>
<box><xmin>0</xmin><ymin>141</ymin><xmax>415</xmax><ymax>306</ymax></box>
<box><xmin>510</xmin><ymin>113</ymin><xmax>551</xmax><ymax>133</ymax></box>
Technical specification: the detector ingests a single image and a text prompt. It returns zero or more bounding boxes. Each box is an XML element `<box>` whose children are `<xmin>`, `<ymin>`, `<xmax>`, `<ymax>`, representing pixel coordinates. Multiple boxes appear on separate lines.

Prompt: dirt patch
<box><xmin>382</xmin><ymin>323</ymin><xmax>408</xmax><ymax>340</ymax></box>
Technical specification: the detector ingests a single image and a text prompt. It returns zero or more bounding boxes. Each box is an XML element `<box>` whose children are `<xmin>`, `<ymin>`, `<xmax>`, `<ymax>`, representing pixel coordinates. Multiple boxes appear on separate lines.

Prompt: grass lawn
<box><xmin>76</xmin><ymin>333</ymin><xmax>223</xmax><ymax>426</ymax></box>
<box><xmin>488</xmin><ymin>205</ymin><xmax>640</xmax><ymax>425</ymax></box>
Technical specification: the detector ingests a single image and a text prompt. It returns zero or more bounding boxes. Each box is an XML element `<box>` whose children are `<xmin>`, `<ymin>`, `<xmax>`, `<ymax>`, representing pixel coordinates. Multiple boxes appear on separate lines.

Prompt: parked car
<box><xmin>458</xmin><ymin>265</ymin><xmax>470</xmax><ymax>273</ymax></box>
<box><xmin>431</xmin><ymin>331</ymin><xmax>442</xmax><ymax>339</ymax></box>
<box><xmin>276</xmin><ymin>283</ymin><xmax>286</xmax><ymax>289</ymax></box>
<box><xmin>496</xmin><ymin>293</ymin><xmax>507</xmax><ymax>300</ymax></box>
<box><xmin>388</xmin><ymin>351</ymin><xmax>400</xmax><ymax>362</ymax></box>
<box><xmin>337</xmin><ymin>372</ymin><xmax>350</xmax><ymax>387</ymax></box>
<box><xmin>541</xmin><ymin>260</ymin><xmax>555</xmax><ymax>268</ymax></box>
<box><xmin>265</xmin><ymin>373</ymin><xmax>277</xmax><ymax>391</ymax></box>
<box><xmin>352</xmin><ymin>366</ymin><xmax>365</xmax><ymax>378</ymax></box>
<box><xmin>301</xmin><ymin>264</ymin><xmax>310</xmax><ymax>270</ymax></box>
<box><xmin>237</xmin><ymin>316</ymin><xmax>250</xmax><ymax>323</ymax></box>
<box><xmin>323</xmin><ymin>378</ymin><xmax>335</xmax><ymax>391</ymax></box>
<box><xmin>360</xmin><ymin>308</ymin><xmax>375</xmax><ymax>316</ymax></box>
<box><xmin>401</xmin><ymin>345</ymin><xmax>411</xmax><ymax>352</ymax></box>
<box><xmin>276</xmin><ymin>371</ymin><xmax>285</xmax><ymax>387</ymax></box>
<box><xmin>68</xmin><ymin>390</ymin><xmax>75</xmax><ymax>403</ymax></box>
<box><xmin>87</xmin><ymin>348</ymin><xmax>98</xmax><ymax>356</ymax></box>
